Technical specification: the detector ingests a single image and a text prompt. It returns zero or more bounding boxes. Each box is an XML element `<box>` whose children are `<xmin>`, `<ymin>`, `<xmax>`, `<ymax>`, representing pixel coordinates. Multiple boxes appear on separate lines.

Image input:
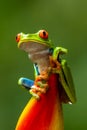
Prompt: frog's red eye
<box><xmin>16</xmin><ymin>33</ymin><xmax>21</xmax><ymax>42</ymax></box>
<box><xmin>39</xmin><ymin>30</ymin><xmax>48</xmax><ymax>39</ymax></box>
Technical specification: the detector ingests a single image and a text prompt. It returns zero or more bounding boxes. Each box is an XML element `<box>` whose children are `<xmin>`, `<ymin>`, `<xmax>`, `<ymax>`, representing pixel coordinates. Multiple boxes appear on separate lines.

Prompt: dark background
<box><xmin>0</xmin><ymin>0</ymin><xmax>87</xmax><ymax>129</ymax></box>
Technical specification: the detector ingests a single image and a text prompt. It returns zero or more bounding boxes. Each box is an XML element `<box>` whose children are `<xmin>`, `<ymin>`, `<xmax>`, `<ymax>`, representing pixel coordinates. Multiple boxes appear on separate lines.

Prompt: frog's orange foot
<box><xmin>38</xmin><ymin>87</ymin><xmax>47</xmax><ymax>93</ymax></box>
<box><xmin>35</xmin><ymin>76</ymin><xmax>48</xmax><ymax>83</ymax></box>
<box><xmin>35</xmin><ymin>71</ymin><xmax>49</xmax><ymax>82</ymax></box>
<box><xmin>29</xmin><ymin>84</ymin><xmax>49</xmax><ymax>99</ymax></box>
<box><xmin>34</xmin><ymin>84</ymin><xmax>48</xmax><ymax>93</ymax></box>
<box><xmin>49</xmin><ymin>56</ymin><xmax>61</xmax><ymax>70</ymax></box>
<box><xmin>29</xmin><ymin>88</ymin><xmax>40</xmax><ymax>99</ymax></box>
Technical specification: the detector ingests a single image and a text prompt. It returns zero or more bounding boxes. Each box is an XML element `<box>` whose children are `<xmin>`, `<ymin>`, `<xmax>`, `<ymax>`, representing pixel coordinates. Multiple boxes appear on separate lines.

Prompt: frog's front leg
<box><xmin>50</xmin><ymin>47</ymin><xmax>76</xmax><ymax>103</ymax></box>
<box><xmin>53</xmin><ymin>47</ymin><xmax>68</xmax><ymax>60</ymax></box>
<box><xmin>35</xmin><ymin>70</ymin><xmax>49</xmax><ymax>90</ymax></box>
<box><xmin>18</xmin><ymin>77</ymin><xmax>49</xmax><ymax>99</ymax></box>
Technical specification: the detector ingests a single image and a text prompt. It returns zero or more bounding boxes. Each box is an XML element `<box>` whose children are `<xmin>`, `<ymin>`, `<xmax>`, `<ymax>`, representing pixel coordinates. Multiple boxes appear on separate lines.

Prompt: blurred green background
<box><xmin>0</xmin><ymin>0</ymin><xmax>87</xmax><ymax>130</ymax></box>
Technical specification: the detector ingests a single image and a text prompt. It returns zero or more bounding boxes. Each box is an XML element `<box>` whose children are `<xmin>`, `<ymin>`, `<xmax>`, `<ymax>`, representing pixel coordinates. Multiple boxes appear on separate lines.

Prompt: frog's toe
<box><xmin>29</xmin><ymin>89</ymin><xmax>40</xmax><ymax>99</ymax></box>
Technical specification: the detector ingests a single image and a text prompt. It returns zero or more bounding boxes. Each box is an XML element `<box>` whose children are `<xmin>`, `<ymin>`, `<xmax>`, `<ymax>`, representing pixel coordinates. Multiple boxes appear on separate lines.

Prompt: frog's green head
<box><xmin>16</xmin><ymin>30</ymin><xmax>53</xmax><ymax>53</ymax></box>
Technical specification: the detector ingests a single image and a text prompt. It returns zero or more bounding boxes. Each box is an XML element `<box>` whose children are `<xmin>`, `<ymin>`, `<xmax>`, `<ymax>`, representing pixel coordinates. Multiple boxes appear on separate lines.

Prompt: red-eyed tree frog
<box><xmin>16</xmin><ymin>30</ymin><xmax>76</xmax><ymax>104</ymax></box>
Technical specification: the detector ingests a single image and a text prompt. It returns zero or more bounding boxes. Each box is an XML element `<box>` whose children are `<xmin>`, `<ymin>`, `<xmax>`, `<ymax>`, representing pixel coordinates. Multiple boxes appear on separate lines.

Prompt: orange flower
<box><xmin>15</xmin><ymin>74</ymin><xmax>64</xmax><ymax>130</ymax></box>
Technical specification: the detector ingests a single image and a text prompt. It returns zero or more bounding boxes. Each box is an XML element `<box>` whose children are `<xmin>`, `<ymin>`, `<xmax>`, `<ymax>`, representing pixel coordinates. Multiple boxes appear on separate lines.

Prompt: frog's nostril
<box><xmin>16</xmin><ymin>33</ymin><xmax>21</xmax><ymax>43</ymax></box>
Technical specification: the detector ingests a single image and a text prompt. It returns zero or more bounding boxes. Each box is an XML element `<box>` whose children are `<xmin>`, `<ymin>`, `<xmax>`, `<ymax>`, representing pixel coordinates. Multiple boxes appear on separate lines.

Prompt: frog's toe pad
<box><xmin>29</xmin><ymin>89</ymin><xmax>40</xmax><ymax>99</ymax></box>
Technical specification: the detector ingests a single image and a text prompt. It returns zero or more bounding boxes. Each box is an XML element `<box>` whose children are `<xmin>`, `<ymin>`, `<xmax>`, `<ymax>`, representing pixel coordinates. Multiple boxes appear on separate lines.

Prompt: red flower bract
<box><xmin>15</xmin><ymin>74</ymin><xmax>64</xmax><ymax>130</ymax></box>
